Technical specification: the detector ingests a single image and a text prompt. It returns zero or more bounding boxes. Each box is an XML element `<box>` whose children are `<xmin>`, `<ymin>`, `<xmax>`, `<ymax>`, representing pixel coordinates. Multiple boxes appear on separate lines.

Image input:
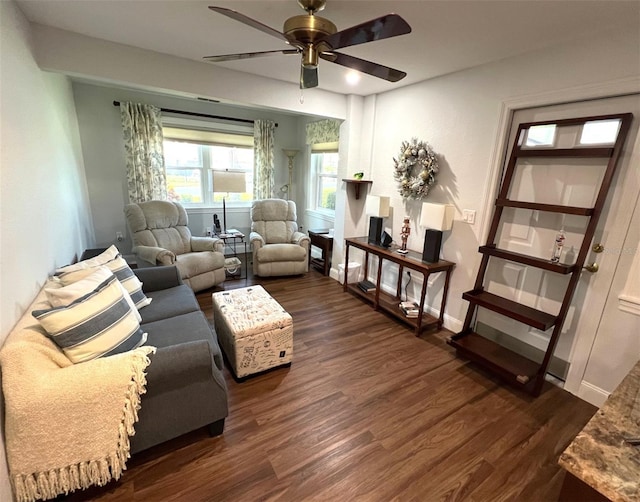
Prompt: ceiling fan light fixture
<box><xmin>345</xmin><ymin>70</ymin><xmax>361</xmax><ymax>86</ymax></box>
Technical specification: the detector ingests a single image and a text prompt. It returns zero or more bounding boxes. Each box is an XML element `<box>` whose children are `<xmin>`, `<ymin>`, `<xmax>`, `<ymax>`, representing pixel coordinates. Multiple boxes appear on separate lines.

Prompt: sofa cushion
<box><xmin>142</xmin><ymin>311</ymin><xmax>223</xmax><ymax>371</ymax></box>
<box><xmin>140</xmin><ymin>284</ymin><xmax>200</xmax><ymax>324</ymax></box>
<box><xmin>256</xmin><ymin>243</ymin><xmax>307</xmax><ymax>263</ymax></box>
<box><xmin>32</xmin><ymin>274</ymin><xmax>147</xmax><ymax>363</ymax></box>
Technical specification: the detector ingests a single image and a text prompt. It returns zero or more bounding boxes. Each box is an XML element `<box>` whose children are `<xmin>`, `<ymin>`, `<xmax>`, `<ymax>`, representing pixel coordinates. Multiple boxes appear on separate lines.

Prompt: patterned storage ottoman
<box><xmin>212</xmin><ymin>285</ymin><xmax>293</xmax><ymax>379</ymax></box>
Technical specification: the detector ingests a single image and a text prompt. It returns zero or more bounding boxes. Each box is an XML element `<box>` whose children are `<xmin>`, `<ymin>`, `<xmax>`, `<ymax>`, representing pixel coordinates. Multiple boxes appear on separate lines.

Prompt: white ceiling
<box><xmin>15</xmin><ymin>0</ymin><xmax>640</xmax><ymax>96</ymax></box>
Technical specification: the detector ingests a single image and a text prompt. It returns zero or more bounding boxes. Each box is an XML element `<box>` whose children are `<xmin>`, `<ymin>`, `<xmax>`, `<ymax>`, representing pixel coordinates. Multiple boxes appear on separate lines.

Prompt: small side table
<box><xmin>216</xmin><ymin>232</ymin><xmax>248</xmax><ymax>280</ymax></box>
<box><xmin>308</xmin><ymin>229</ymin><xmax>334</xmax><ymax>276</ymax></box>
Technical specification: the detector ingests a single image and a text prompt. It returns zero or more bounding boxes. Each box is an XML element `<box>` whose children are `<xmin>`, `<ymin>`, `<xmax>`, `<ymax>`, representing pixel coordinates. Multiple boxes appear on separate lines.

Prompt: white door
<box><xmin>479</xmin><ymin>93</ymin><xmax>640</xmax><ymax>405</ymax></box>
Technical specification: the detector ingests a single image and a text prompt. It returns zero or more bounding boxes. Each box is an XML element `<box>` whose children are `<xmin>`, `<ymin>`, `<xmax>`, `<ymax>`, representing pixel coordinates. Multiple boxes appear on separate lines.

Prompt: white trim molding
<box><xmin>618</xmin><ymin>240</ymin><xmax>640</xmax><ymax>315</ymax></box>
<box><xmin>578</xmin><ymin>381</ymin><xmax>609</xmax><ymax>408</ymax></box>
<box><xmin>618</xmin><ymin>294</ymin><xmax>640</xmax><ymax>316</ymax></box>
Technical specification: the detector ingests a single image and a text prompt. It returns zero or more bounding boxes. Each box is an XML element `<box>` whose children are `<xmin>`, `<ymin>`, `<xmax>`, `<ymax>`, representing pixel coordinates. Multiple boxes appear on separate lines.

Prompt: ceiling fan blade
<box><xmin>322</xmin><ymin>14</ymin><xmax>411</xmax><ymax>51</ymax></box>
<box><xmin>300</xmin><ymin>66</ymin><xmax>319</xmax><ymax>89</ymax></box>
<box><xmin>204</xmin><ymin>49</ymin><xmax>299</xmax><ymax>63</ymax></box>
<box><xmin>208</xmin><ymin>6</ymin><xmax>288</xmax><ymax>43</ymax></box>
<box><xmin>320</xmin><ymin>51</ymin><xmax>407</xmax><ymax>82</ymax></box>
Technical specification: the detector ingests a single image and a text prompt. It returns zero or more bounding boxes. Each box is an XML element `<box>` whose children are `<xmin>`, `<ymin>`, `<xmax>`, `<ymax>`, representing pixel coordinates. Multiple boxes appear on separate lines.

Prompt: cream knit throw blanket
<box><xmin>0</xmin><ymin>286</ymin><xmax>156</xmax><ymax>502</ymax></box>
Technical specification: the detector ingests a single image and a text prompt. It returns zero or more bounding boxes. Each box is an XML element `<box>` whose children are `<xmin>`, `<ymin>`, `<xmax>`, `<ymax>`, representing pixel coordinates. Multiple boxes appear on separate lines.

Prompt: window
<box><xmin>163</xmin><ymin>126</ymin><xmax>253</xmax><ymax>206</ymax></box>
<box><xmin>310</xmin><ymin>142</ymin><xmax>339</xmax><ymax>214</ymax></box>
<box><xmin>580</xmin><ymin>119</ymin><xmax>621</xmax><ymax>145</ymax></box>
<box><xmin>524</xmin><ymin>124</ymin><xmax>556</xmax><ymax>147</ymax></box>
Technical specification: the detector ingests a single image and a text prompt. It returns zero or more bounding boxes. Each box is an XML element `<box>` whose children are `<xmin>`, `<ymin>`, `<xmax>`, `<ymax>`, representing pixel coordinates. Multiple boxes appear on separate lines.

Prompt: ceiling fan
<box><xmin>204</xmin><ymin>0</ymin><xmax>412</xmax><ymax>89</ymax></box>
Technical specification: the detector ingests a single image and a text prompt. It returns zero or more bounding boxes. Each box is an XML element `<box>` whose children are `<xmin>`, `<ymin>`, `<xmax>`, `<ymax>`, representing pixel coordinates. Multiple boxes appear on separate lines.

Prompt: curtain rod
<box><xmin>112</xmin><ymin>101</ymin><xmax>277</xmax><ymax>127</ymax></box>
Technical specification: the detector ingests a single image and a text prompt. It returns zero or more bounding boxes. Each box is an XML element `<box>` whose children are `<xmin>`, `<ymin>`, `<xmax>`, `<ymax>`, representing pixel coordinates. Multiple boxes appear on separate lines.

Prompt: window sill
<box><xmin>185</xmin><ymin>205</ymin><xmax>251</xmax><ymax>214</ymax></box>
<box><xmin>305</xmin><ymin>208</ymin><xmax>335</xmax><ymax>223</ymax></box>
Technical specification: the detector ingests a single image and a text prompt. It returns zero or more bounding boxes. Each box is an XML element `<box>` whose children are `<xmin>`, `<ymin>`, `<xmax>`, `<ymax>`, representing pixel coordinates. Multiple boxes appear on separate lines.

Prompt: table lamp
<box><xmin>366</xmin><ymin>195</ymin><xmax>390</xmax><ymax>246</ymax></box>
<box><xmin>419</xmin><ymin>202</ymin><xmax>455</xmax><ymax>262</ymax></box>
<box><xmin>213</xmin><ymin>170</ymin><xmax>246</xmax><ymax>233</ymax></box>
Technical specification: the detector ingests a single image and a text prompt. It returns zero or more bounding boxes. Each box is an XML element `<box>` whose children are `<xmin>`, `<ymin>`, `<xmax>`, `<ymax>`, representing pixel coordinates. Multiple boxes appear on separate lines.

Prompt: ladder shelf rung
<box><xmin>447</xmin><ymin>331</ymin><xmax>540</xmax><ymax>388</ymax></box>
<box><xmin>495</xmin><ymin>198</ymin><xmax>594</xmax><ymax>216</ymax></box>
<box><xmin>462</xmin><ymin>290</ymin><xmax>557</xmax><ymax>331</ymax></box>
<box><xmin>479</xmin><ymin>246</ymin><xmax>576</xmax><ymax>274</ymax></box>
<box><xmin>515</xmin><ymin>146</ymin><xmax>613</xmax><ymax>158</ymax></box>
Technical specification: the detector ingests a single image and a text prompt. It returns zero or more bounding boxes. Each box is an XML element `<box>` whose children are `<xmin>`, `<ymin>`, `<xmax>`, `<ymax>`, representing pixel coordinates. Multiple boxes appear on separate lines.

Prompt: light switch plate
<box><xmin>463</xmin><ymin>209</ymin><xmax>476</xmax><ymax>224</ymax></box>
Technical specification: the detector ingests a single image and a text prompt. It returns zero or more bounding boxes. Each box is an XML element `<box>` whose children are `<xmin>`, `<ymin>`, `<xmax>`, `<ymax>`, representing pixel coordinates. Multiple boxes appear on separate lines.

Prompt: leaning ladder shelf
<box><xmin>447</xmin><ymin>113</ymin><xmax>633</xmax><ymax>396</ymax></box>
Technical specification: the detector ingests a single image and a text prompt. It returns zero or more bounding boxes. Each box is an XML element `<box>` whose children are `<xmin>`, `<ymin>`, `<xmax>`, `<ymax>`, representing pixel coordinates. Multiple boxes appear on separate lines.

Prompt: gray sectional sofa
<box><xmin>130</xmin><ymin>265</ymin><xmax>228</xmax><ymax>453</ymax></box>
<box><xmin>0</xmin><ymin>261</ymin><xmax>228</xmax><ymax>502</ymax></box>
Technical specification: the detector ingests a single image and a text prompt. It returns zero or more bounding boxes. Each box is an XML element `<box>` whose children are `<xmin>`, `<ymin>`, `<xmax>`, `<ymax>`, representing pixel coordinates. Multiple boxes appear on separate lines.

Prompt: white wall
<box><xmin>359</xmin><ymin>26</ymin><xmax>639</xmax><ymax>376</ymax></box>
<box><xmin>72</xmin><ymin>82</ymin><xmax>308</xmax><ymax>251</ymax></box>
<box><xmin>32</xmin><ymin>24</ymin><xmax>348</xmax><ymax>121</ymax></box>
<box><xmin>0</xmin><ymin>1</ymin><xmax>92</xmax><ymax>499</ymax></box>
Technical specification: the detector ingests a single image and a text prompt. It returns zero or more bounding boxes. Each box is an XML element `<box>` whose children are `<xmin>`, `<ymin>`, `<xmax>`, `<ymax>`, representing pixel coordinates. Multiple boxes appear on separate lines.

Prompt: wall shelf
<box><xmin>342</xmin><ymin>179</ymin><xmax>372</xmax><ymax>199</ymax></box>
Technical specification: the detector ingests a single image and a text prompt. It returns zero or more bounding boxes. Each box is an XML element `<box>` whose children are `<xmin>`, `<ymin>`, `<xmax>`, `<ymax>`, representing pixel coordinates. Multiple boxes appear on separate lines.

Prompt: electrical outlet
<box><xmin>116</xmin><ymin>231</ymin><xmax>124</xmax><ymax>242</ymax></box>
<box><xmin>205</xmin><ymin>227</ymin><xmax>212</xmax><ymax>236</ymax></box>
<box><xmin>463</xmin><ymin>209</ymin><xmax>476</xmax><ymax>224</ymax></box>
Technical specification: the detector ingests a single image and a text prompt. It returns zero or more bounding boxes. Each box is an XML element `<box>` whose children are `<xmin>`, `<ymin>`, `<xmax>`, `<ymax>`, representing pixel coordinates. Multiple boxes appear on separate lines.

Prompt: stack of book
<box><xmin>399</xmin><ymin>301</ymin><xmax>420</xmax><ymax>318</ymax></box>
<box><xmin>357</xmin><ymin>280</ymin><xmax>376</xmax><ymax>293</ymax></box>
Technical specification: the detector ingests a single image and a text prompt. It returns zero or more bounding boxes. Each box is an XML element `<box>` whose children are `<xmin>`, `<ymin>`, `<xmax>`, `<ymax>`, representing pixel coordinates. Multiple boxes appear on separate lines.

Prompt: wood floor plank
<box><xmin>63</xmin><ymin>270</ymin><xmax>596</xmax><ymax>502</ymax></box>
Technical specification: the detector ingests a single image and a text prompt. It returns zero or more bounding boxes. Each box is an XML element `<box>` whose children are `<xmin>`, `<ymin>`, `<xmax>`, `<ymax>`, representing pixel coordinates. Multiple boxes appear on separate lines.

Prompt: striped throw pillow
<box><xmin>57</xmin><ymin>249</ymin><xmax>151</xmax><ymax>309</ymax></box>
<box><xmin>46</xmin><ymin>266</ymin><xmax>141</xmax><ymax>322</ymax></box>
<box><xmin>33</xmin><ymin>274</ymin><xmax>148</xmax><ymax>364</ymax></box>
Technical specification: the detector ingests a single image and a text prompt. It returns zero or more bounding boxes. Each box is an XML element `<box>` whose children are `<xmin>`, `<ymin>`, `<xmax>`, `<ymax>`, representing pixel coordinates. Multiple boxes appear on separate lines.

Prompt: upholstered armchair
<box><xmin>124</xmin><ymin>201</ymin><xmax>226</xmax><ymax>292</ymax></box>
<box><xmin>250</xmin><ymin>199</ymin><xmax>310</xmax><ymax>277</ymax></box>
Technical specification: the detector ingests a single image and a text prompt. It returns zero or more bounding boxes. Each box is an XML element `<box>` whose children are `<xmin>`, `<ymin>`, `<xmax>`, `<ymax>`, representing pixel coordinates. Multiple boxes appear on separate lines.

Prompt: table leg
<box><xmin>416</xmin><ymin>273</ymin><xmax>429</xmax><ymax>336</ymax></box>
<box><xmin>343</xmin><ymin>243</ymin><xmax>350</xmax><ymax>291</ymax></box>
<box><xmin>323</xmin><ymin>244</ymin><xmax>329</xmax><ymax>276</ymax></box>
<box><xmin>374</xmin><ymin>257</ymin><xmax>383</xmax><ymax>310</ymax></box>
<box><xmin>439</xmin><ymin>268</ymin><xmax>453</xmax><ymax>328</ymax></box>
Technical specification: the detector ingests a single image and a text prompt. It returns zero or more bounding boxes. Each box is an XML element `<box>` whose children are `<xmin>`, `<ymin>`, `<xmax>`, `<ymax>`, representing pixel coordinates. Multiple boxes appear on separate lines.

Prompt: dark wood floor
<box><xmin>66</xmin><ymin>270</ymin><xmax>596</xmax><ymax>502</ymax></box>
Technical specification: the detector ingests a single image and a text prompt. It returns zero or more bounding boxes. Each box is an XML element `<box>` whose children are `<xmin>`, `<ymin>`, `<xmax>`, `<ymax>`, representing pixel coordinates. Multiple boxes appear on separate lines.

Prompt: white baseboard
<box><xmin>442</xmin><ymin>314</ymin><xmax>463</xmax><ymax>334</ymax></box>
<box><xmin>577</xmin><ymin>381</ymin><xmax>609</xmax><ymax>408</ymax></box>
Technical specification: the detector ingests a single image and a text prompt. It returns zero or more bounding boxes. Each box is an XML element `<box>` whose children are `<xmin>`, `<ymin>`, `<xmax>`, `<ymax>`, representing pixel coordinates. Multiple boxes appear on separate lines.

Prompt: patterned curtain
<box><xmin>306</xmin><ymin>118</ymin><xmax>341</xmax><ymax>145</ymax></box>
<box><xmin>120</xmin><ymin>102</ymin><xmax>167</xmax><ymax>203</ymax></box>
<box><xmin>253</xmin><ymin>119</ymin><xmax>276</xmax><ymax>200</ymax></box>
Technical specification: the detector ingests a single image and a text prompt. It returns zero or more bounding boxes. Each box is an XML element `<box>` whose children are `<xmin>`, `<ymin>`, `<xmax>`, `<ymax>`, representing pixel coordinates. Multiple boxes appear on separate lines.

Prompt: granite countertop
<box><xmin>559</xmin><ymin>360</ymin><xmax>640</xmax><ymax>501</ymax></box>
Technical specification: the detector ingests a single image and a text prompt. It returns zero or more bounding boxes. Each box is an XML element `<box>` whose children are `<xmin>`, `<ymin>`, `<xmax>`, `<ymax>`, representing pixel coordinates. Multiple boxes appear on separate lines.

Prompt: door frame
<box><xmin>479</xmin><ymin>76</ymin><xmax>640</xmax><ymax>402</ymax></box>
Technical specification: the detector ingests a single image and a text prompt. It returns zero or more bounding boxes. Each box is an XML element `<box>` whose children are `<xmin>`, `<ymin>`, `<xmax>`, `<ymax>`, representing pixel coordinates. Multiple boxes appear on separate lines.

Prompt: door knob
<box><xmin>583</xmin><ymin>262</ymin><xmax>599</xmax><ymax>273</ymax></box>
<box><xmin>592</xmin><ymin>243</ymin><xmax>604</xmax><ymax>253</ymax></box>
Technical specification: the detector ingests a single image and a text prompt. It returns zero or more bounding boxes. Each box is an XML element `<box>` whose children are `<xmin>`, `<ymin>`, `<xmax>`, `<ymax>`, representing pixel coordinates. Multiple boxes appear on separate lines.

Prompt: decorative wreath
<box><xmin>393</xmin><ymin>138</ymin><xmax>439</xmax><ymax>200</ymax></box>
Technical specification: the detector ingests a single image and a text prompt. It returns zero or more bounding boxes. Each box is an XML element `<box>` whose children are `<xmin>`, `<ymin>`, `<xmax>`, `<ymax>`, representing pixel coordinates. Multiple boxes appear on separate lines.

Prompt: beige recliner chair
<box><xmin>250</xmin><ymin>199</ymin><xmax>310</xmax><ymax>277</ymax></box>
<box><xmin>124</xmin><ymin>201</ymin><xmax>226</xmax><ymax>292</ymax></box>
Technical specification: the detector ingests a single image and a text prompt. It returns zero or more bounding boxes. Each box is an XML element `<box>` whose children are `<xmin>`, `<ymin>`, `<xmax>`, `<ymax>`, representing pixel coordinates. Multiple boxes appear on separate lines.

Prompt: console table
<box><xmin>344</xmin><ymin>237</ymin><xmax>455</xmax><ymax>336</ymax></box>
